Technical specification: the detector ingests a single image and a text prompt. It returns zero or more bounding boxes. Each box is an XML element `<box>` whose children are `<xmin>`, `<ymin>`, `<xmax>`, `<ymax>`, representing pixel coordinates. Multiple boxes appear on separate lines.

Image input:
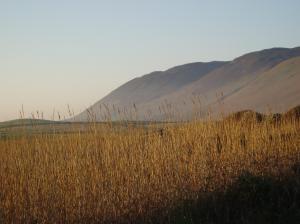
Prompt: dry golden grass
<box><xmin>0</xmin><ymin>114</ymin><xmax>300</xmax><ymax>223</ymax></box>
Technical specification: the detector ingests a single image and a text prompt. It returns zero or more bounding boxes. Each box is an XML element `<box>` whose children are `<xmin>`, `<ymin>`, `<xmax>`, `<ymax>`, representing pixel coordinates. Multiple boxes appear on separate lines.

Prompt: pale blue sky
<box><xmin>1</xmin><ymin>0</ymin><xmax>300</xmax><ymax>121</ymax></box>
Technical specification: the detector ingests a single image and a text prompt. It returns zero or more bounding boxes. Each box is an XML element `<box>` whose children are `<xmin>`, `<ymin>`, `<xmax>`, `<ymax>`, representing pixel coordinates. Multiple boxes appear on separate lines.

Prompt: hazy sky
<box><xmin>1</xmin><ymin>0</ymin><xmax>300</xmax><ymax>121</ymax></box>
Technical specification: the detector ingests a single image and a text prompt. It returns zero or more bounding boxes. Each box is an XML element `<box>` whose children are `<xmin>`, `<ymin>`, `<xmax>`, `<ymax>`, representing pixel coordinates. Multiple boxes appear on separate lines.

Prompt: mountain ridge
<box><xmin>73</xmin><ymin>47</ymin><xmax>300</xmax><ymax>121</ymax></box>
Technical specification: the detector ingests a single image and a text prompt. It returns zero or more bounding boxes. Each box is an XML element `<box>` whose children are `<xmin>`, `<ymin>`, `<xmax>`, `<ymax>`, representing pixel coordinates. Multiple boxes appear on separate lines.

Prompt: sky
<box><xmin>1</xmin><ymin>0</ymin><xmax>300</xmax><ymax>121</ymax></box>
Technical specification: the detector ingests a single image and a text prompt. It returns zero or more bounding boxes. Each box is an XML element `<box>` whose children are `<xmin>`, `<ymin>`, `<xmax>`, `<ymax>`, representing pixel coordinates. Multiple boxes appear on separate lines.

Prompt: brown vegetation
<box><xmin>284</xmin><ymin>105</ymin><xmax>300</xmax><ymax>121</ymax></box>
<box><xmin>0</xmin><ymin>109</ymin><xmax>300</xmax><ymax>223</ymax></box>
<box><xmin>224</xmin><ymin>110</ymin><xmax>264</xmax><ymax>123</ymax></box>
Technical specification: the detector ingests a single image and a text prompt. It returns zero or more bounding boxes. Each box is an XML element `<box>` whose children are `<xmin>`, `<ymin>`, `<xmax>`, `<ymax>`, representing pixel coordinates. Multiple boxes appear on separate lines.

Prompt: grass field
<box><xmin>0</xmin><ymin>110</ymin><xmax>300</xmax><ymax>223</ymax></box>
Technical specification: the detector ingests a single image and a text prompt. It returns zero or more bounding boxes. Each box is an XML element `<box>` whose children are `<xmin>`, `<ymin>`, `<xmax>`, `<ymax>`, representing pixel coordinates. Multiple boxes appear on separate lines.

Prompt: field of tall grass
<box><xmin>0</xmin><ymin>108</ymin><xmax>300</xmax><ymax>223</ymax></box>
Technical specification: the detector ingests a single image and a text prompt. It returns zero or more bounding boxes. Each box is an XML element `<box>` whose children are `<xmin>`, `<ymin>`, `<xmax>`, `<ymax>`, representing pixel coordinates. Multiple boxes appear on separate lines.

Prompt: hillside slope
<box><xmin>0</xmin><ymin>119</ymin><xmax>60</xmax><ymax>129</ymax></box>
<box><xmin>139</xmin><ymin>47</ymin><xmax>300</xmax><ymax>119</ymax></box>
<box><xmin>221</xmin><ymin>56</ymin><xmax>300</xmax><ymax>113</ymax></box>
<box><xmin>74</xmin><ymin>47</ymin><xmax>300</xmax><ymax>121</ymax></box>
<box><xmin>74</xmin><ymin>61</ymin><xmax>227</xmax><ymax>120</ymax></box>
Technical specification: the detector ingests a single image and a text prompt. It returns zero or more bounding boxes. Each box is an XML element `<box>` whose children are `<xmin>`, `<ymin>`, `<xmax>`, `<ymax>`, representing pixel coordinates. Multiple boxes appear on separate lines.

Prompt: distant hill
<box><xmin>99</xmin><ymin>61</ymin><xmax>227</xmax><ymax>106</ymax></box>
<box><xmin>220</xmin><ymin>56</ymin><xmax>300</xmax><ymax>114</ymax></box>
<box><xmin>0</xmin><ymin>119</ymin><xmax>63</xmax><ymax>129</ymax></box>
<box><xmin>74</xmin><ymin>61</ymin><xmax>227</xmax><ymax>121</ymax></box>
<box><xmin>73</xmin><ymin>47</ymin><xmax>300</xmax><ymax>121</ymax></box>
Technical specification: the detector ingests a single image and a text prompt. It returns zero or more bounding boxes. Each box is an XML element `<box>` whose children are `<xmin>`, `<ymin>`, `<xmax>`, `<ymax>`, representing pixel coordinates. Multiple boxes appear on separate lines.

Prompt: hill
<box><xmin>219</xmin><ymin>56</ymin><xmax>300</xmax><ymax>114</ymax></box>
<box><xmin>73</xmin><ymin>47</ymin><xmax>300</xmax><ymax>121</ymax></box>
<box><xmin>0</xmin><ymin>119</ymin><xmax>63</xmax><ymax>129</ymax></box>
<box><xmin>74</xmin><ymin>61</ymin><xmax>227</xmax><ymax>121</ymax></box>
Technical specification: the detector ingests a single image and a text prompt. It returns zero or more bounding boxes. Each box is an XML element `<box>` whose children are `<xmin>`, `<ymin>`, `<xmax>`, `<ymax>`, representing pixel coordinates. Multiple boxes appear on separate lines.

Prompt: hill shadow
<box><xmin>161</xmin><ymin>167</ymin><xmax>300</xmax><ymax>224</ymax></box>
